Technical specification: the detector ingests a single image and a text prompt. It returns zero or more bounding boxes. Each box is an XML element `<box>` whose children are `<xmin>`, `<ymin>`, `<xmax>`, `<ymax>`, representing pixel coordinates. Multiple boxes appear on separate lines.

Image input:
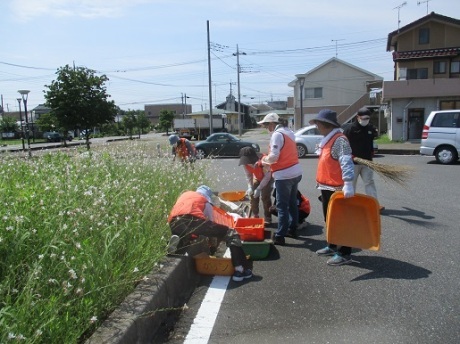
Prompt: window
<box><xmin>419</xmin><ymin>28</ymin><xmax>430</xmax><ymax>44</ymax></box>
<box><xmin>434</xmin><ymin>61</ymin><xmax>447</xmax><ymax>74</ymax></box>
<box><xmin>451</xmin><ymin>61</ymin><xmax>460</xmax><ymax>74</ymax></box>
<box><xmin>305</xmin><ymin>87</ymin><xmax>322</xmax><ymax>99</ymax></box>
<box><xmin>431</xmin><ymin>112</ymin><xmax>459</xmax><ymax>128</ymax></box>
<box><xmin>407</xmin><ymin>68</ymin><xmax>428</xmax><ymax>80</ymax></box>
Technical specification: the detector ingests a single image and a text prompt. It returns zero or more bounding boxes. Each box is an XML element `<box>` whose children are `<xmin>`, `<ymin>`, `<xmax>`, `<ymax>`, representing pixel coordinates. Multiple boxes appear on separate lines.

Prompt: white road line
<box><xmin>184</xmin><ymin>249</ymin><xmax>232</xmax><ymax>344</ymax></box>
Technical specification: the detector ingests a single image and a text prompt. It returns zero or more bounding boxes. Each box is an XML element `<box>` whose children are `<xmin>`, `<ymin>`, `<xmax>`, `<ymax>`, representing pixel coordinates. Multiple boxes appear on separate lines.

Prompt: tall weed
<box><xmin>0</xmin><ymin>141</ymin><xmax>208</xmax><ymax>342</ymax></box>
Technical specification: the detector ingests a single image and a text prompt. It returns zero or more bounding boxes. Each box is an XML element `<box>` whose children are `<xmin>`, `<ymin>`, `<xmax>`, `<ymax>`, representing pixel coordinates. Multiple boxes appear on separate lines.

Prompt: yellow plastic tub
<box><xmin>193</xmin><ymin>252</ymin><xmax>234</xmax><ymax>276</ymax></box>
<box><xmin>219</xmin><ymin>190</ymin><xmax>247</xmax><ymax>202</ymax></box>
<box><xmin>326</xmin><ymin>192</ymin><xmax>381</xmax><ymax>251</ymax></box>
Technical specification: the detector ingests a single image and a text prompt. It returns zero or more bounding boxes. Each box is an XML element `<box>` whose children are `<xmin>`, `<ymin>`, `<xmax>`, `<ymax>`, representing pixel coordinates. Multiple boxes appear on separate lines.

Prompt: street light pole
<box><xmin>17</xmin><ymin>98</ymin><xmax>25</xmax><ymax>150</ymax></box>
<box><xmin>18</xmin><ymin>90</ymin><xmax>31</xmax><ymax>157</ymax></box>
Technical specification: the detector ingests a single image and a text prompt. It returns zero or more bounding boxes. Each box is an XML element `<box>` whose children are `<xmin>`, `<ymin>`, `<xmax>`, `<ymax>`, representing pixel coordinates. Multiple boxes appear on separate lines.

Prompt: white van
<box><xmin>420</xmin><ymin>110</ymin><xmax>460</xmax><ymax>164</ymax></box>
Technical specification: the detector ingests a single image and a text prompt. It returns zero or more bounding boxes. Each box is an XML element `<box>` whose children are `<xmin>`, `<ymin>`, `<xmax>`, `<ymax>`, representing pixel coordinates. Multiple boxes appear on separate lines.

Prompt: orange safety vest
<box><xmin>175</xmin><ymin>138</ymin><xmax>191</xmax><ymax>160</ymax></box>
<box><xmin>245</xmin><ymin>158</ymin><xmax>266</xmax><ymax>181</ymax></box>
<box><xmin>299</xmin><ymin>194</ymin><xmax>311</xmax><ymax>214</ymax></box>
<box><xmin>270</xmin><ymin>132</ymin><xmax>298</xmax><ymax>172</ymax></box>
<box><xmin>316</xmin><ymin>132</ymin><xmax>345</xmax><ymax>187</ymax></box>
<box><xmin>167</xmin><ymin>191</ymin><xmax>207</xmax><ymax>222</ymax></box>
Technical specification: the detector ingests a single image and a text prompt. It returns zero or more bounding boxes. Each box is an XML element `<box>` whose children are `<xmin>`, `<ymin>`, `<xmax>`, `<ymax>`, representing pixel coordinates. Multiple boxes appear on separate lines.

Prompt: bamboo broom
<box><xmin>353</xmin><ymin>157</ymin><xmax>414</xmax><ymax>187</ymax></box>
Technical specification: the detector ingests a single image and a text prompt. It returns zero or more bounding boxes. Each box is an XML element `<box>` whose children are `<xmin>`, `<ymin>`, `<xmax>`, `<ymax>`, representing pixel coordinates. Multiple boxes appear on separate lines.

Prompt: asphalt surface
<box><xmin>160</xmin><ymin>141</ymin><xmax>459</xmax><ymax>343</ymax></box>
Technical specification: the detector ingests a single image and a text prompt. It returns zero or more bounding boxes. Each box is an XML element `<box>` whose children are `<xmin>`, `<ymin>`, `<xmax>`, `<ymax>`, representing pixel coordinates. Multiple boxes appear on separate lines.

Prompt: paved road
<box><xmin>164</xmin><ymin>153</ymin><xmax>460</xmax><ymax>343</ymax></box>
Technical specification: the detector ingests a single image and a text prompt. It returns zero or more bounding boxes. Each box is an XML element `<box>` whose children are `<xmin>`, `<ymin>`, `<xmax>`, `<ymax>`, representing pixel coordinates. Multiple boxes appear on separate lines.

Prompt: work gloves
<box><xmin>253</xmin><ymin>188</ymin><xmax>261</xmax><ymax>198</ymax></box>
<box><xmin>342</xmin><ymin>181</ymin><xmax>355</xmax><ymax>198</ymax></box>
<box><xmin>246</xmin><ymin>187</ymin><xmax>254</xmax><ymax>197</ymax></box>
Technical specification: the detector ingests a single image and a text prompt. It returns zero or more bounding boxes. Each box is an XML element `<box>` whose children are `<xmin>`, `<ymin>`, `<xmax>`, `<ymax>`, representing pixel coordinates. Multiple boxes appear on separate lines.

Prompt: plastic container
<box><xmin>219</xmin><ymin>190</ymin><xmax>247</xmax><ymax>202</ymax></box>
<box><xmin>326</xmin><ymin>192</ymin><xmax>381</xmax><ymax>250</ymax></box>
<box><xmin>193</xmin><ymin>252</ymin><xmax>234</xmax><ymax>276</ymax></box>
<box><xmin>234</xmin><ymin>218</ymin><xmax>265</xmax><ymax>241</ymax></box>
<box><xmin>212</xmin><ymin>206</ymin><xmax>234</xmax><ymax>227</ymax></box>
<box><xmin>242</xmin><ymin>240</ymin><xmax>272</xmax><ymax>260</ymax></box>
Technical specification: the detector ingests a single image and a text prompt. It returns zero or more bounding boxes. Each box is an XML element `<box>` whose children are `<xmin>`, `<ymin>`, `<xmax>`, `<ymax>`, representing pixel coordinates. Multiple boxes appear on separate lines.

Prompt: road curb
<box><xmin>86</xmin><ymin>255</ymin><xmax>200</xmax><ymax>343</ymax></box>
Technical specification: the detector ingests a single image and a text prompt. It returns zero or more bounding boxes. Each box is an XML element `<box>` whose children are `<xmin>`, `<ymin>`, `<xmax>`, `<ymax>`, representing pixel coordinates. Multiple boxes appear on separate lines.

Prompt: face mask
<box><xmin>358</xmin><ymin>119</ymin><xmax>369</xmax><ymax>127</ymax></box>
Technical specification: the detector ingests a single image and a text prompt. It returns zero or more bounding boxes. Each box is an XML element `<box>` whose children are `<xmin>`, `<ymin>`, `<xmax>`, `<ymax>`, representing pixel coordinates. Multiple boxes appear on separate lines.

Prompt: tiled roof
<box><xmin>393</xmin><ymin>47</ymin><xmax>460</xmax><ymax>60</ymax></box>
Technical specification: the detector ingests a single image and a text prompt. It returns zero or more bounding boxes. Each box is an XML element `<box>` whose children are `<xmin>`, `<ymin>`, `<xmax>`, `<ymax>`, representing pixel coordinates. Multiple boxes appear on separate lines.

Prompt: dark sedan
<box><xmin>195</xmin><ymin>133</ymin><xmax>260</xmax><ymax>158</ymax></box>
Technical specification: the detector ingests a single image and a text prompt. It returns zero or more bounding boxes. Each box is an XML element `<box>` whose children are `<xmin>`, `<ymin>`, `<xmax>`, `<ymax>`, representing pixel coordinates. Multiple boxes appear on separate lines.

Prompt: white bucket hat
<box><xmin>257</xmin><ymin>112</ymin><xmax>279</xmax><ymax>125</ymax></box>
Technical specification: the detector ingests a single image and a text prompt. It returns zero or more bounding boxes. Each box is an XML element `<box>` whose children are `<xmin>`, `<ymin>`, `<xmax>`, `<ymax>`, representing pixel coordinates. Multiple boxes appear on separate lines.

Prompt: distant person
<box><xmin>343</xmin><ymin>107</ymin><xmax>384</xmax><ymax>211</ymax></box>
<box><xmin>257</xmin><ymin>113</ymin><xmax>302</xmax><ymax>245</ymax></box>
<box><xmin>238</xmin><ymin>146</ymin><xmax>274</xmax><ymax>224</ymax></box>
<box><xmin>167</xmin><ymin>185</ymin><xmax>252</xmax><ymax>282</ymax></box>
<box><xmin>310</xmin><ymin>109</ymin><xmax>355</xmax><ymax>266</ymax></box>
<box><xmin>168</xmin><ymin>134</ymin><xmax>196</xmax><ymax>164</ymax></box>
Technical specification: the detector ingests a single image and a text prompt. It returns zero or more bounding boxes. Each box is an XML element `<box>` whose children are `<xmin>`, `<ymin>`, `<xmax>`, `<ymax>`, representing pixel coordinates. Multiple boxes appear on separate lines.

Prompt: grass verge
<box><xmin>0</xmin><ymin>141</ymin><xmax>210</xmax><ymax>342</ymax></box>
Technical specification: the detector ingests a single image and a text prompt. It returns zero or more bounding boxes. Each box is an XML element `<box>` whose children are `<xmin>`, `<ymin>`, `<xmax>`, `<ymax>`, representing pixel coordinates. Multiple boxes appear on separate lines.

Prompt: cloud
<box><xmin>9</xmin><ymin>0</ymin><xmax>155</xmax><ymax>21</ymax></box>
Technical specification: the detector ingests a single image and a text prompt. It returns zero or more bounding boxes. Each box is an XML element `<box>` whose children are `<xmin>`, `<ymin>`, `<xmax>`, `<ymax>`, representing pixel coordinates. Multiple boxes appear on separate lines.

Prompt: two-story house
<box><xmin>383</xmin><ymin>12</ymin><xmax>460</xmax><ymax>141</ymax></box>
<box><xmin>289</xmin><ymin>57</ymin><xmax>383</xmax><ymax>131</ymax></box>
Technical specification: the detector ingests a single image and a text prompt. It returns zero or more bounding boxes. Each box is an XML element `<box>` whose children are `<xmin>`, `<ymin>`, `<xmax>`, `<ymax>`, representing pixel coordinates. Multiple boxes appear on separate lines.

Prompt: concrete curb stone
<box><xmin>86</xmin><ymin>255</ymin><xmax>199</xmax><ymax>344</ymax></box>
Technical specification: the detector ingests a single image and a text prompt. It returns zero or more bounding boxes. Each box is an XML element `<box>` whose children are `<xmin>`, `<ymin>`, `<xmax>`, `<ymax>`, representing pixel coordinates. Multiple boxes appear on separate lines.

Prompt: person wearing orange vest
<box><xmin>270</xmin><ymin>189</ymin><xmax>311</xmax><ymax>224</ymax></box>
<box><xmin>168</xmin><ymin>135</ymin><xmax>196</xmax><ymax>164</ymax></box>
<box><xmin>257</xmin><ymin>113</ymin><xmax>302</xmax><ymax>246</ymax></box>
<box><xmin>167</xmin><ymin>185</ymin><xmax>252</xmax><ymax>282</ymax></box>
<box><xmin>238</xmin><ymin>146</ymin><xmax>274</xmax><ymax>224</ymax></box>
<box><xmin>310</xmin><ymin>109</ymin><xmax>355</xmax><ymax>266</ymax></box>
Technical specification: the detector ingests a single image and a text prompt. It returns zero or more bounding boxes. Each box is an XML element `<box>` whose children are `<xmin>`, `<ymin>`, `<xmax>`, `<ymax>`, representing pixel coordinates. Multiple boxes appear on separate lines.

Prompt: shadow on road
<box><xmin>350</xmin><ymin>255</ymin><xmax>432</xmax><ymax>281</ymax></box>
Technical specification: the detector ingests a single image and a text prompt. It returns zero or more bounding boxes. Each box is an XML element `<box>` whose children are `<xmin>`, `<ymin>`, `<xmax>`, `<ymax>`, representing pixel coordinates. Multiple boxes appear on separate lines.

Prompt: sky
<box><xmin>1</xmin><ymin>0</ymin><xmax>459</xmax><ymax>113</ymax></box>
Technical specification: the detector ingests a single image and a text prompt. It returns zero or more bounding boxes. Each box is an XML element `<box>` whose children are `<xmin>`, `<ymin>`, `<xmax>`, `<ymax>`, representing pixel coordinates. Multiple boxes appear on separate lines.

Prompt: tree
<box><xmin>35</xmin><ymin>112</ymin><xmax>59</xmax><ymax>132</ymax></box>
<box><xmin>158</xmin><ymin>110</ymin><xmax>175</xmax><ymax>135</ymax></box>
<box><xmin>137</xmin><ymin>111</ymin><xmax>151</xmax><ymax>135</ymax></box>
<box><xmin>0</xmin><ymin>117</ymin><xmax>19</xmax><ymax>133</ymax></box>
<box><xmin>122</xmin><ymin>111</ymin><xmax>137</xmax><ymax>139</ymax></box>
<box><xmin>44</xmin><ymin>64</ymin><xmax>117</xmax><ymax>149</ymax></box>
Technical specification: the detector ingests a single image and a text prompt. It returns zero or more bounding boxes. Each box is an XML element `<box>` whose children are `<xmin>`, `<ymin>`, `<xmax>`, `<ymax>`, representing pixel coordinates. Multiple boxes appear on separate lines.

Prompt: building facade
<box><xmin>383</xmin><ymin>12</ymin><xmax>460</xmax><ymax>141</ymax></box>
<box><xmin>289</xmin><ymin>57</ymin><xmax>383</xmax><ymax>131</ymax></box>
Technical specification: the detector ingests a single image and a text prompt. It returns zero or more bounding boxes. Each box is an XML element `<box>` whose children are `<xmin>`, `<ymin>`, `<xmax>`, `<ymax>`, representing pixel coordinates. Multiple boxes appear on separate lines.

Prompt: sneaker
<box><xmin>167</xmin><ymin>235</ymin><xmax>180</xmax><ymax>254</ymax></box>
<box><xmin>232</xmin><ymin>269</ymin><xmax>253</xmax><ymax>282</ymax></box>
<box><xmin>327</xmin><ymin>254</ymin><xmax>352</xmax><ymax>266</ymax></box>
<box><xmin>316</xmin><ymin>246</ymin><xmax>335</xmax><ymax>256</ymax></box>
<box><xmin>273</xmin><ymin>236</ymin><xmax>285</xmax><ymax>246</ymax></box>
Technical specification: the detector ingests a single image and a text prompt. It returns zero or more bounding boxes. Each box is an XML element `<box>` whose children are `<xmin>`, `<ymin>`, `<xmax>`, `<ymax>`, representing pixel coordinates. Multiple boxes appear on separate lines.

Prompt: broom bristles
<box><xmin>353</xmin><ymin>157</ymin><xmax>413</xmax><ymax>187</ymax></box>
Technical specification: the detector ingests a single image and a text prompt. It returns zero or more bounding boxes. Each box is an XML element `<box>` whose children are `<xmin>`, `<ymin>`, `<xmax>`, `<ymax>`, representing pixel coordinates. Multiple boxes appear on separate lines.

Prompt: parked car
<box><xmin>420</xmin><ymin>109</ymin><xmax>460</xmax><ymax>164</ymax></box>
<box><xmin>43</xmin><ymin>131</ymin><xmax>73</xmax><ymax>142</ymax></box>
<box><xmin>294</xmin><ymin>125</ymin><xmax>323</xmax><ymax>158</ymax></box>
<box><xmin>295</xmin><ymin>124</ymin><xmax>378</xmax><ymax>158</ymax></box>
<box><xmin>195</xmin><ymin>133</ymin><xmax>260</xmax><ymax>159</ymax></box>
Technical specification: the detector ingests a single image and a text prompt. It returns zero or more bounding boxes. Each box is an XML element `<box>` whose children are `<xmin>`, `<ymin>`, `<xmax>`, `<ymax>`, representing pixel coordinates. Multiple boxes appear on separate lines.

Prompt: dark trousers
<box><xmin>169</xmin><ymin>215</ymin><xmax>249</xmax><ymax>268</ymax></box>
<box><xmin>321</xmin><ymin>189</ymin><xmax>351</xmax><ymax>256</ymax></box>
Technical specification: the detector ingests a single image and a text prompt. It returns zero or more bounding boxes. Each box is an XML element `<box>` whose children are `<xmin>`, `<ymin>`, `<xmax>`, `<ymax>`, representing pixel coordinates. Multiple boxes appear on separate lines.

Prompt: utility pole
<box><xmin>207</xmin><ymin>20</ymin><xmax>214</xmax><ymax>135</ymax></box>
<box><xmin>233</xmin><ymin>44</ymin><xmax>246</xmax><ymax>137</ymax></box>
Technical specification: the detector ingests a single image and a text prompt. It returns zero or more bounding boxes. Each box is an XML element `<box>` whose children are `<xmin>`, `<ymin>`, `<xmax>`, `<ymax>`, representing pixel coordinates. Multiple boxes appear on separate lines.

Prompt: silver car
<box><xmin>294</xmin><ymin>125</ymin><xmax>323</xmax><ymax>158</ymax></box>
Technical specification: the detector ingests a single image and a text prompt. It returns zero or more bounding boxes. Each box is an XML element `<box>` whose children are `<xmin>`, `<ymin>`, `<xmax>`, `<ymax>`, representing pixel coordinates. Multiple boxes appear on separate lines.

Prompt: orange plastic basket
<box><xmin>234</xmin><ymin>218</ymin><xmax>265</xmax><ymax>241</ymax></box>
<box><xmin>219</xmin><ymin>190</ymin><xmax>247</xmax><ymax>202</ymax></box>
<box><xmin>326</xmin><ymin>192</ymin><xmax>381</xmax><ymax>250</ymax></box>
<box><xmin>212</xmin><ymin>206</ymin><xmax>234</xmax><ymax>227</ymax></box>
